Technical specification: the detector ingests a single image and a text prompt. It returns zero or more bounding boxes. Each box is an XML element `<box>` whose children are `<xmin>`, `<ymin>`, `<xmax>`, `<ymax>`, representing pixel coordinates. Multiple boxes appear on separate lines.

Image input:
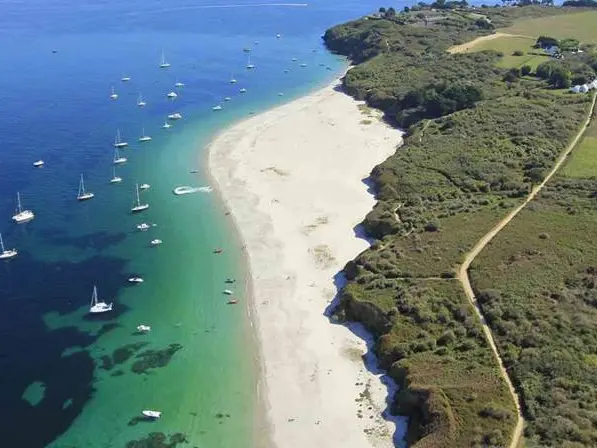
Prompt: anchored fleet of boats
<box><xmin>3</xmin><ymin>38</ymin><xmax>302</xmax><ymax>417</ymax></box>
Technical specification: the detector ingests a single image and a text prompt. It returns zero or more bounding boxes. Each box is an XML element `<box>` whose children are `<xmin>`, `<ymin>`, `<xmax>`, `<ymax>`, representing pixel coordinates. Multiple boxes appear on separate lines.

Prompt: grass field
<box><xmin>462</xmin><ymin>34</ymin><xmax>548</xmax><ymax>69</ymax></box>
<box><xmin>561</xmin><ymin>118</ymin><xmax>597</xmax><ymax>178</ymax></box>
<box><xmin>500</xmin><ymin>10</ymin><xmax>597</xmax><ymax>43</ymax></box>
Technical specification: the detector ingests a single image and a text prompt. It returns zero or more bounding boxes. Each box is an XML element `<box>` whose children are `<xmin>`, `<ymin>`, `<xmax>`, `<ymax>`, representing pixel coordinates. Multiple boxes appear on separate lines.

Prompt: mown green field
<box><xmin>464</xmin><ymin>35</ymin><xmax>549</xmax><ymax>69</ymax></box>
<box><xmin>561</xmin><ymin>135</ymin><xmax>597</xmax><ymax>178</ymax></box>
<box><xmin>501</xmin><ymin>10</ymin><xmax>597</xmax><ymax>43</ymax></box>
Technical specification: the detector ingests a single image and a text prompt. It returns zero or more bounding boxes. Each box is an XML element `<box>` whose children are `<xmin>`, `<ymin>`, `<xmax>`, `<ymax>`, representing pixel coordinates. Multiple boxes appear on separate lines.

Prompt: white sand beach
<box><xmin>208</xmin><ymin>77</ymin><xmax>404</xmax><ymax>448</ymax></box>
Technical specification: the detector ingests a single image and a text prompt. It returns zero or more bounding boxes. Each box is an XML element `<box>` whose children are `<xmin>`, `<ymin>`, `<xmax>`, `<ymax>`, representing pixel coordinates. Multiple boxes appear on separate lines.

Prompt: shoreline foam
<box><xmin>208</xmin><ymin>76</ymin><xmax>405</xmax><ymax>448</ymax></box>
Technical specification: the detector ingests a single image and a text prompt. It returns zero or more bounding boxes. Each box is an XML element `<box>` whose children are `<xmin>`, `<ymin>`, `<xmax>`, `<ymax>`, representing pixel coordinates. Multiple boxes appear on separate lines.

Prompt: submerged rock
<box><xmin>125</xmin><ymin>432</ymin><xmax>187</xmax><ymax>447</ymax></box>
<box><xmin>131</xmin><ymin>343</ymin><xmax>183</xmax><ymax>374</ymax></box>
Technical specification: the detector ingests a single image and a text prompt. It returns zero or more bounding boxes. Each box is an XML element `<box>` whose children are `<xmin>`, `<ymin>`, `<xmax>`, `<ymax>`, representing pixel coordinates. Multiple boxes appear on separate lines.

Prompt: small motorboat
<box><xmin>212</xmin><ymin>105</ymin><xmax>222</xmax><ymax>111</ymax></box>
<box><xmin>142</xmin><ymin>410</ymin><xmax>161</xmax><ymax>419</ymax></box>
<box><xmin>140</xmin><ymin>184</ymin><xmax>151</xmax><ymax>190</ymax></box>
<box><xmin>227</xmin><ymin>299</ymin><xmax>239</xmax><ymax>305</ymax></box>
<box><xmin>239</xmin><ymin>88</ymin><xmax>247</xmax><ymax>93</ymax></box>
<box><xmin>137</xmin><ymin>324</ymin><xmax>151</xmax><ymax>333</ymax></box>
<box><xmin>174</xmin><ymin>81</ymin><xmax>184</xmax><ymax>88</ymax></box>
<box><xmin>128</xmin><ymin>277</ymin><xmax>144</xmax><ymax>283</ymax></box>
<box><xmin>223</xmin><ymin>289</ymin><xmax>233</xmax><ymax>295</ymax></box>
<box><xmin>33</xmin><ymin>160</ymin><xmax>44</xmax><ymax>167</ymax></box>
<box><xmin>213</xmin><ymin>248</ymin><xmax>223</xmax><ymax>254</ymax></box>
<box><xmin>121</xmin><ymin>75</ymin><xmax>131</xmax><ymax>82</ymax></box>
<box><xmin>162</xmin><ymin>121</ymin><xmax>172</xmax><ymax>129</ymax></box>
<box><xmin>109</xmin><ymin>86</ymin><xmax>118</xmax><ymax>100</ymax></box>
<box><xmin>276</xmin><ymin>33</ymin><xmax>282</xmax><ymax>38</ymax></box>
<box><xmin>291</xmin><ymin>57</ymin><xmax>298</xmax><ymax>62</ymax></box>
<box><xmin>242</xmin><ymin>47</ymin><xmax>251</xmax><ymax>53</ymax></box>
<box><xmin>278</xmin><ymin>92</ymin><xmax>284</xmax><ymax>96</ymax></box>
<box><xmin>173</xmin><ymin>186</ymin><xmax>200</xmax><ymax>195</ymax></box>
<box><xmin>224</xmin><ymin>97</ymin><xmax>231</xmax><ymax>102</ymax></box>
<box><xmin>150</xmin><ymin>239</ymin><xmax>163</xmax><ymax>246</ymax></box>
<box><xmin>190</xmin><ymin>169</ymin><xmax>199</xmax><ymax>173</ymax></box>
<box><xmin>225</xmin><ymin>278</ymin><xmax>235</xmax><ymax>284</ymax></box>
<box><xmin>300</xmin><ymin>63</ymin><xmax>307</xmax><ymax>67</ymax></box>
<box><xmin>137</xmin><ymin>223</ymin><xmax>150</xmax><ymax>231</ymax></box>
<box><xmin>168</xmin><ymin>113</ymin><xmax>182</xmax><ymax>120</ymax></box>
<box><xmin>167</xmin><ymin>91</ymin><xmax>178</xmax><ymax>99</ymax></box>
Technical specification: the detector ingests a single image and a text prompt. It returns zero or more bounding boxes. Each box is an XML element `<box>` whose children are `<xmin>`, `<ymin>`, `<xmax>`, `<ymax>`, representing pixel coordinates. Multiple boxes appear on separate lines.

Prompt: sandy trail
<box><xmin>458</xmin><ymin>92</ymin><xmax>597</xmax><ymax>448</ymax></box>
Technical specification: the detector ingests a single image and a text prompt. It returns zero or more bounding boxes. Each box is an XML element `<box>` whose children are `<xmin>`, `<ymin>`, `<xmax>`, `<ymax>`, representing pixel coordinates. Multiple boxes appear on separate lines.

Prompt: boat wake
<box><xmin>173</xmin><ymin>185</ymin><xmax>213</xmax><ymax>195</ymax></box>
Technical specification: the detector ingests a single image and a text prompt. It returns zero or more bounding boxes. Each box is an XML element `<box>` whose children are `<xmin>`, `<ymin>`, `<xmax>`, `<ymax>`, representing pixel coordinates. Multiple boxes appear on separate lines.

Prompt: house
<box><xmin>544</xmin><ymin>45</ymin><xmax>558</xmax><ymax>56</ymax></box>
<box><xmin>580</xmin><ymin>84</ymin><xmax>590</xmax><ymax>93</ymax></box>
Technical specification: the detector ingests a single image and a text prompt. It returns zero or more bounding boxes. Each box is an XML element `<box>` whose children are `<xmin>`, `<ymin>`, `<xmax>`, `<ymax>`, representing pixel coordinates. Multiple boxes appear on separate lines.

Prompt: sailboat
<box><xmin>77</xmin><ymin>174</ymin><xmax>95</xmax><ymax>201</ymax></box>
<box><xmin>166</xmin><ymin>91</ymin><xmax>178</xmax><ymax>99</ymax></box>
<box><xmin>110</xmin><ymin>86</ymin><xmax>118</xmax><ymax>100</ymax></box>
<box><xmin>137</xmin><ymin>93</ymin><xmax>147</xmax><ymax>107</ymax></box>
<box><xmin>229</xmin><ymin>73</ymin><xmax>237</xmax><ymax>84</ymax></box>
<box><xmin>114</xmin><ymin>129</ymin><xmax>128</xmax><ymax>148</ymax></box>
<box><xmin>113</xmin><ymin>148</ymin><xmax>127</xmax><ymax>165</ymax></box>
<box><xmin>12</xmin><ymin>192</ymin><xmax>35</xmax><ymax>223</ymax></box>
<box><xmin>159</xmin><ymin>50</ymin><xmax>171</xmax><ymax>68</ymax></box>
<box><xmin>212</xmin><ymin>104</ymin><xmax>222</xmax><ymax>111</ymax></box>
<box><xmin>131</xmin><ymin>184</ymin><xmax>149</xmax><ymax>213</ymax></box>
<box><xmin>246</xmin><ymin>56</ymin><xmax>255</xmax><ymax>70</ymax></box>
<box><xmin>174</xmin><ymin>79</ymin><xmax>184</xmax><ymax>88</ymax></box>
<box><xmin>139</xmin><ymin>128</ymin><xmax>152</xmax><ymax>142</ymax></box>
<box><xmin>89</xmin><ymin>286</ymin><xmax>113</xmax><ymax>314</ymax></box>
<box><xmin>121</xmin><ymin>74</ymin><xmax>131</xmax><ymax>82</ymax></box>
<box><xmin>0</xmin><ymin>233</ymin><xmax>17</xmax><ymax>260</ymax></box>
<box><xmin>162</xmin><ymin>121</ymin><xmax>172</xmax><ymax>129</ymax></box>
<box><xmin>110</xmin><ymin>167</ymin><xmax>122</xmax><ymax>184</ymax></box>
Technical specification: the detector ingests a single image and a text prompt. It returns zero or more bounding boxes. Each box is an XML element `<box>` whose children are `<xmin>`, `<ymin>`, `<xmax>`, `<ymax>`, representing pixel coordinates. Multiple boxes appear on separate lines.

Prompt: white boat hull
<box><xmin>131</xmin><ymin>204</ymin><xmax>149</xmax><ymax>213</ymax></box>
<box><xmin>89</xmin><ymin>302</ymin><xmax>113</xmax><ymax>313</ymax></box>
<box><xmin>0</xmin><ymin>250</ymin><xmax>18</xmax><ymax>260</ymax></box>
<box><xmin>77</xmin><ymin>193</ymin><xmax>95</xmax><ymax>201</ymax></box>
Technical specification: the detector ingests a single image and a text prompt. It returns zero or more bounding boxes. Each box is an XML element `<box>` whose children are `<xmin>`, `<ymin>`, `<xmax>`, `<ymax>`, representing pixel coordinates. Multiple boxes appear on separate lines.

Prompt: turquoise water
<box><xmin>0</xmin><ymin>1</ymin><xmax>410</xmax><ymax>447</ymax></box>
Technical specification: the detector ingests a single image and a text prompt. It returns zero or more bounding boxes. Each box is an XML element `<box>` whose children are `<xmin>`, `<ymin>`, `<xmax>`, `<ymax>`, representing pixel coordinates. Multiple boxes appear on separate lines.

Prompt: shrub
<box><xmin>521</xmin><ymin>65</ymin><xmax>532</xmax><ymax>76</ymax></box>
<box><xmin>513</xmin><ymin>50</ymin><xmax>524</xmax><ymax>56</ymax></box>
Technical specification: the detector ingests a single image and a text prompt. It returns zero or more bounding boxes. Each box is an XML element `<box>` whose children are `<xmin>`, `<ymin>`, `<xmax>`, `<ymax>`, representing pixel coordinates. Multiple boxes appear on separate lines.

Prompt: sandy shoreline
<box><xmin>208</xmin><ymin>77</ymin><xmax>405</xmax><ymax>448</ymax></box>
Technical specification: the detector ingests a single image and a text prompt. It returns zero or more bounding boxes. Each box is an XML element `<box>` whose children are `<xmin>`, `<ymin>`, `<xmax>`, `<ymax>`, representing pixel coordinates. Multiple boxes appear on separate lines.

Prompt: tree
<box><xmin>379</xmin><ymin>7</ymin><xmax>387</xmax><ymax>13</ymax></box>
<box><xmin>521</xmin><ymin>65</ymin><xmax>532</xmax><ymax>76</ymax></box>
<box><xmin>503</xmin><ymin>68</ymin><xmax>521</xmax><ymax>82</ymax></box>
<box><xmin>385</xmin><ymin>7</ymin><xmax>396</xmax><ymax>17</ymax></box>
<box><xmin>549</xmin><ymin>67</ymin><xmax>572</xmax><ymax>88</ymax></box>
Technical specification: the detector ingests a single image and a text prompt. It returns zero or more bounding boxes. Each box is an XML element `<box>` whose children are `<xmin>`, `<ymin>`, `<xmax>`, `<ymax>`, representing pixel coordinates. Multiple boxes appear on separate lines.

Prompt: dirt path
<box><xmin>447</xmin><ymin>32</ymin><xmax>530</xmax><ymax>54</ymax></box>
<box><xmin>457</xmin><ymin>91</ymin><xmax>597</xmax><ymax>448</ymax></box>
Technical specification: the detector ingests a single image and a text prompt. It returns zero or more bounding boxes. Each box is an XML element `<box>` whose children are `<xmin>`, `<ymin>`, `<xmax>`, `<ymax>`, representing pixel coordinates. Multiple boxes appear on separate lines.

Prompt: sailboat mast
<box><xmin>91</xmin><ymin>286</ymin><xmax>97</xmax><ymax>307</ymax></box>
<box><xmin>16</xmin><ymin>192</ymin><xmax>22</xmax><ymax>213</ymax></box>
<box><xmin>136</xmin><ymin>184</ymin><xmax>140</xmax><ymax>206</ymax></box>
<box><xmin>0</xmin><ymin>233</ymin><xmax>4</xmax><ymax>252</ymax></box>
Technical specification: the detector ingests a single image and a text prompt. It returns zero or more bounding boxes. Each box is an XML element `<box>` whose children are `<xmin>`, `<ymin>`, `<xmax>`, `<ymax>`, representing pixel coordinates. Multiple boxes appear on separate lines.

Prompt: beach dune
<box><xmin>209</xmin><ymin>78</ymin><xmax>404</xmax><ymax>448</ymax></box>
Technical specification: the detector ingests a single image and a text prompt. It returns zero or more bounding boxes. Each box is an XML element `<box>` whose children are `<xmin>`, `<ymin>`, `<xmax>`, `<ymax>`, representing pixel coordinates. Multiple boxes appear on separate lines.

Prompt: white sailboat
<box><xmin>89</xmin><ymin>286</ymin><xmax>113</xmax><ymax>314</ymax></box>
<box><xmin>142</xmin><ymin>410</ymin><xmax>161</xmax><ymax>419</ymax></box>
<box><xmin>129</xmin><ymin>277</ymin><xmax>144</xmax><ymax>283</ymax></box>
<box><xmin>0</xmin><ymin>233</ymin><xmax>17</xmax><ymax>260</ymax></box>
<box><xmin>33</xmin><ymin>160</ymin><xmax>44</xmax><ymax>167</ymax></box>
<box><xmin>121</xmin><ymin>74</ymin><xmax>131</xmax><ymax>82</ymax></box>
<box><xmin>113</xmin><ymin>148</ymin><xmax>127</xmax><ymax>165</ymax></box>
<box><xmin>150</xmin><ymin>239</ymin><xmax>162</xmax><ymax>246</ymax></box>
<box><xmin>139</xmin><ymin>183</ymin><xmax>150</xmax><ymax>190</ymax></box>
<box><xmin>246</xmin><ymin>55</ymin><xmax>255</xmax><ymax>70</ymax></box>
<box><xmin>212</xmin><ymin>105</ymin><xmax>222</xmax><ymax>111</ymax></box>
<box><xmin>131</xmin><ymin>184</ymin><xmax>149</xmax><ymax>213</ymax></box>
<box><xmin>137</xmin><ymin>324</ymin><xmax>151</xmax><ymax>332</ymax></box>
<box><xmin>137</xmin><ymin>223</ymin><xmax>150</xmax><ymax>231</ymax></box>
<box><xmin>167</xmin><ymin>113</ymin><xmax>182</xmax><ymax>120</ymax></box>
<box><xmin>110</xmin><ymin>167</ymin><xmax>122</xmax><ymax>184</ymax></box>
<box><xmin>77</xmin><ymin>174</ymin><xmax>95</xmax><ymax>201</ymax></box>
<box><xmin>162</xmin><ymin>121</ymin><xmax>172</xmax><ymax>129</ymax></box>
<box><xmin>166</xmin><ymin>91</ymin><xmax>178</xmax><ymax>99</ymax></box>
<box><xmin>114</xmin><ymin>129</ymin><xmax>128</xmax><ymax>148</ymax></box>
<box><xmin>159</xmin><ymin>50</ymin><xmax>171</xmax><ymax>68</ymax></box>
<box><xmin>139</xmin><ymin>128</ymin><xmax>152</xmax><ymax>142</ymax></box>
<box><xmin>137</xmin><ymin>93</ymin><xmax>147</xmax><ymax>107</ymax></box>
<box><xmin>239</xmin><ymin>88</ymin><xmax>247</xmax><ymax>93</ymax></box>
<box><xmin>229</xmin><ymin>73</ymin><xmax>237</xmax><ymax>84</ymax></box>
<box><xmin>110</xmin><ymin>86</ymin><xmax>118</xmax><ymax>100</ymax></box>
<box><xmin>12</xmin><ymin>192</ymin><xmax>35</xmax><ymax>223</ymax></box>
<box><xmin>174</xmin><ymin>79</ymin><xmax>184</xmax><ymax>88</ymax></box>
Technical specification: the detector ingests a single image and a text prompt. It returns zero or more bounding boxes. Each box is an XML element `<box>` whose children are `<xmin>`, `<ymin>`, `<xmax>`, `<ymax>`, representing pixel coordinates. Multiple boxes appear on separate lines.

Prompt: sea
<box><xmin>0</xmin><ymin>0</ymin><xmax>411</xmax><ymax>447</ymax></box>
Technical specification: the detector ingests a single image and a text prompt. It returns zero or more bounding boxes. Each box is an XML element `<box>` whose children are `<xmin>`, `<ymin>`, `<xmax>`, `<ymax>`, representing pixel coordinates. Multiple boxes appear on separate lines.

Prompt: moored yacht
<box><xmin>137</xmin><ymin>93</ymin><xmax>147</xmax><ymax>107</ymax></box>
<box><xmin>121</xmin><ymin>74</ymin><xmax>131</xmax><ymax>82</ymax></box>
<box><xmin>167</xmin><ymin>113</ymin><xmax>182</xmax><ymax>120</ymax></box>
<box><xmin>150</xmin><ymin>239</ymin><xmax>162</xmax><ymax>246</ymax></box>
<box><xmin>167</xmin><ymin>91</ymin><xmax>178</xmax><ymax>99</ymax></box>
<box><xmin>159</xmin><ymin>50</ymin><xmax>171</xmax><ymax>68</ymax></box>
<box><xmin>139</xmin><ymin>128</ymin><xmax>152</xmax><ymax>142</ymax></box>
<box><xmin>77</xmin><ymin>174</ymin><xmax>95</xmax><ymax>201</ymax></box>
<box><xmin>110</xmin><ymin>167</ymin><xmax>122</xmax><ymax>184</ymax></box>
<box><xmin>142</xmin><ymin>410</ymin><xmax>161</xmax><ymax>419</ymax></box>
<box><xmin>137</xmin><ymin>223</ymin><xmax>150</xmax><ymax>231</ymax></box>
<box><xmin>110</xmin><ymin>86</ymin><xmax>118</xmax><ymax>100</ymax></box>
<box><xmin>0</xmin><ymin>233</ymin><xmax>17</xmax><ymax>260</ymax></box>
<box><xmin>113</xmin><ymin>148</ymin><xmax>127</xmax><ymax>165</ymax></box>
<box><xmin>128</xmin><ymin>277</ymin><xmax>144</xmax><ymax>283</ymax></box>
<box><xmin>12</xmin><ymin>192</ymin><xmax>35</xmax><ymax>224</ymax></box>
<box><xmin>246</xmin><ymin>55</ymin><xmax>255</xmax><ymax>70</ymax></box>
<box><xmin>33</xmin><ymin>160</ymin><xmax>44</xmax><ymax>167</ymax></box>
<box><xmin>137</xmin><ymin>324</ymin><xmax>151</xmax><ymax>333</ymax></box>
<box><xmin>139</xmin><ymin>183</ymin><xmax>150</xmax><ymax>190</ymax></box>
<box><xmin>212</xmin><ymin>105</ymin><xmax>222</xmax><ymax>111</ymax></box>
<box><xmin>114</xmin><ymin>129</ymin><xmax>128</xmax><ymax>148</ymax></box>
<box><xmin>131</xmin><ymin>184</ymin><xmax>149</xmax><ymax>213</ymax></box>
<box><xmin>89</xmin><ymin>286</ymin><xmax>113</xmax><ymax>314</ymax></box>
<box><xmin>162</xmin><ymin>121</ymin><xmax>172</xmax><ymax>129</ymax></box>
<box><xmin>174</xmin><ymin>79</ymin><xmax>184</xmax><ymax>88</ymax></box>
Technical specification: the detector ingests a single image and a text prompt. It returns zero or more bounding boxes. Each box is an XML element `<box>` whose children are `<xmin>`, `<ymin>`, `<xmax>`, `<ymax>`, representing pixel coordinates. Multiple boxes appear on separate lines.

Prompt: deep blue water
<box><xmin>0</xmin><ymin>0</ymin><xmax>421</xmax><ymax>447</ymax></box>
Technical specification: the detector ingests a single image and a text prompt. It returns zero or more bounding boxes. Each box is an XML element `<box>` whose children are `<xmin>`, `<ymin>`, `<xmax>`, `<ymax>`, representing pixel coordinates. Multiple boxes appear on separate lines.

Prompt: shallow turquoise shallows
<box><xmin>0</xmin><ymin>0</ymin><xmax>412</xmax><ymax>446</ymax></box>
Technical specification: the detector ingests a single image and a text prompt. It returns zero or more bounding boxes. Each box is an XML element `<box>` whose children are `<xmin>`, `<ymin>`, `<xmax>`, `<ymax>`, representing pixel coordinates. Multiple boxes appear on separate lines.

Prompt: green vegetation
<box><xmin>339</xmin><ymin>279</ymin><xmax>516</xmax><ymax>447</ymax></box>
<box><xmin>502</xmin><ymin>11</ymin><xmax>597</xmax><ymax>43</ymax></box>
<box><xmin>560</xmin><ymin>136</ymin><xmax>597</xmax><ymax>177</ymax></box>
<box><xmin>325</xmin><ymin>5</ymin><xmax>597</xmax><ymax>447</ymax></box>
